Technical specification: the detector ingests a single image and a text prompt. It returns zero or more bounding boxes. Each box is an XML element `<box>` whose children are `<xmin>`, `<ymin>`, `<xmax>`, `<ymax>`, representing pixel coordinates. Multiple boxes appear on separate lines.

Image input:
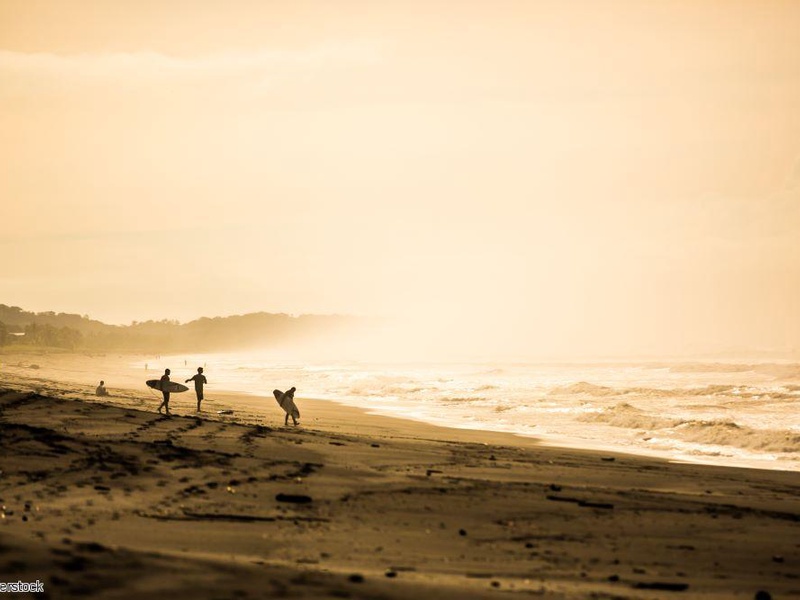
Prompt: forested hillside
<box><xmin>0</xmin><ymin>305</ymin><xmax>361</xmax><ymax>353</ymax></box>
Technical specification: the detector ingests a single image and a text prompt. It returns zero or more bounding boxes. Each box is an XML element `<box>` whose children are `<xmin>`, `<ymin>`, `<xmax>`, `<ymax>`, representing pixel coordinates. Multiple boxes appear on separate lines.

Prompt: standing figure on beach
<box><xmin>95</xmin><ymin>380</ymin><xmax>109</xmax><ymax>396</ymax></box>
<box><xmin>273</xmin><ymin>387</ymin><xmax>300</xmax><ymax>426</ymax></box>
<box><xmin>185</xmin><ymin>367</ymin><xmax>207</xmax><ymax>412</ymax></box>
<box><xmin>157</xmin><ymin>368</ymin><xmax>172</xmax><ymax>416</ymax></box>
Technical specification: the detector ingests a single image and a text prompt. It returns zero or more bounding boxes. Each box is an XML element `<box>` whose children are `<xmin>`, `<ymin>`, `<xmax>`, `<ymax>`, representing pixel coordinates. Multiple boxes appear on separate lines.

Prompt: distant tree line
<box><xmin>23</xmin><ymin>322</ymin><xmax>83</xmax><ymax>349</ymax></box>
<box><xmin>0</xmin><ymin>304</ymin><xmax>362</xmax><ymax>353</ymax></box>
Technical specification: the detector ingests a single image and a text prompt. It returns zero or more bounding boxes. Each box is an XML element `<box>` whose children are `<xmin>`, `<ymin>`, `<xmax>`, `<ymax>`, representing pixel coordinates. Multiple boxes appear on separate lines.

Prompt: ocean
<box><xmin>165</xmin><ymin>354</ymin><xmax>800</xmax><ymax>471</ymax></box>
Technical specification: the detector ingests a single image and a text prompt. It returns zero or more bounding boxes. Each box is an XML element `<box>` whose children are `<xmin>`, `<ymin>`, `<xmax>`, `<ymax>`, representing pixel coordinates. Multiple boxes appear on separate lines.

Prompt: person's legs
<box><xmin>196</xmin><ymin>390</ymin><xmax>203</xmax><ymax>412</ymax></box>
<box><xmin>162</xmin><ymin>391</ymin><xmax>171</xmax><ymax>415</ymax></box>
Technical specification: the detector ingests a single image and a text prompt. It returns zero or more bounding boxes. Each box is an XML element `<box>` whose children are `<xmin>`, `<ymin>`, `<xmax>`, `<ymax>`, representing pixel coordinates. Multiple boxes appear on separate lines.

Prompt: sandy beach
<box><xmin>1</xmin><ymin>351</ymin><xmax>799</xmax><ymax>599</ymax></box>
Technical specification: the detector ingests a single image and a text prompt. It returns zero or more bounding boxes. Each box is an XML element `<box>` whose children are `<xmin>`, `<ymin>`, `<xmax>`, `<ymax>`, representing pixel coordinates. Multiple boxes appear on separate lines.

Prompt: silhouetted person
<box><xmin>273</xmin><ymin>386</ymin><xmax>300</xmax><ymax>426</ymax></box>
<box><xmin>157</xmin><ymin>368</ymin><xmax>171</xmax><ymax>415</ymax></box>
<box><xmin>186</xmin><ymin>367</ymin><xmax>207</xmax><ymax>412</ymax></box>
<box><xmin>95</xmin><ymin>380</ymin><xmax>108</xmax><ymax>397</ymax></box>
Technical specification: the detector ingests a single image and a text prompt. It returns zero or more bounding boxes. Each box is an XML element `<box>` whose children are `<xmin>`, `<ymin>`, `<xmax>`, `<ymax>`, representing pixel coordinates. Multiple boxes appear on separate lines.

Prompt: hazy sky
<box><xmin>2</xmin><ymin>1</ymin><xmax>799</xmax><ymax>358</ymax></box>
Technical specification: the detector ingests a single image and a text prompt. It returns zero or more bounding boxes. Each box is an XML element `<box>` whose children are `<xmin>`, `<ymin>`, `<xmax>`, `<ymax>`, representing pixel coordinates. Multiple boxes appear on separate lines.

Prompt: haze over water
<box><xmin>3</xmin><ymin>0</ymin><xmax>799</xmax><ymax>362</ymax></box>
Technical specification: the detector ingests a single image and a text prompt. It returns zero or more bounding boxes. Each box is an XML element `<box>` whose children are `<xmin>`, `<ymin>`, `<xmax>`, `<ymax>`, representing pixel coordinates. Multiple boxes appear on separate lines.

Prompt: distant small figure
<box><xmin>185</xmin><ymin>367</ymin><xmax>207</xmax><ymax>412</ymax></box>
<box><xmin>95</xmin><ymin>380</ymin><xmax>109</xmax><ymax>397</ymax></box>
<box><xmin>157</xmin><ymin>368</ymin><xmax>172</xmax><ymax>416</ymax></box>
<box><xmin>145</xmin><ymin>363</ymin><xmax>148</xmax><ymax>370</ymax></box>
<box><xmin>273</xmin><ymin>387</ymin><xmax>300</xmax><ymax>426</ymax></box>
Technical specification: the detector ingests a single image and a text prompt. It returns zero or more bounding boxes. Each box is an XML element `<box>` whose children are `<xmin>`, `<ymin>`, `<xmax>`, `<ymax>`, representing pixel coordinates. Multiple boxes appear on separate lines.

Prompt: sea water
<box><xmin>163</xmin><ymin>354</ymin><xmax>800</xmax><ymax>471</ymax></box>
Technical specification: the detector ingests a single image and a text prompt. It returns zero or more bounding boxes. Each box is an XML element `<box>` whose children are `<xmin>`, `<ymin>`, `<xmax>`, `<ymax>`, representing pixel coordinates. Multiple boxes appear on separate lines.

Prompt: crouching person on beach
<box><xmin>273</xmin><ymin>387</ymin><xmax>300</xmax><ymax>426</ymax></box>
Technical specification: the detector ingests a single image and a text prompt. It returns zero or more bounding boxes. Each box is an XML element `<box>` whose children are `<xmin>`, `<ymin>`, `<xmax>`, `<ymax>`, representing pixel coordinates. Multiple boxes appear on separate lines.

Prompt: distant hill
<box><xmin>0</xmin><ymin>304</ymin><xmax>111</xmax><ymax>334</ymax></box>
<box><xmin>0</xmin><ymin>304</ymin><xmax>365</xmax><ymax>353</ymax></box>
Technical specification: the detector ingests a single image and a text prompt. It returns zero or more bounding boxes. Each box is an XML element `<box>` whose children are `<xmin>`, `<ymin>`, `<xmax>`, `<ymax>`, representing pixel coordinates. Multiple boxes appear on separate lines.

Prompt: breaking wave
<box><xmin>676</xmin><ymin>421</ymin><xmax>800</xmax><ymax>454</ymax></box>
<box><xmin>579</xmin><ymin>402</ymin><xmax>682</xmax><ymax>430</ymax></box>
<box><xmin>438</xmin><ymin>396</ymin><xmax>488</xmax><ymax>405</ymax></box>
<box><xmin>581</xmin><ymin>402</ymin><xmax>800</xmax><ymax>454</ymax></box>
<box><xmin>550</xmin><ymin>382</ymin><xmax>617</xmax><ymax>396</ymax></box>
<box><xmin>549</xmin><ymin>381</ymin><xmax>800</xmax><ymax>401</ymax></box>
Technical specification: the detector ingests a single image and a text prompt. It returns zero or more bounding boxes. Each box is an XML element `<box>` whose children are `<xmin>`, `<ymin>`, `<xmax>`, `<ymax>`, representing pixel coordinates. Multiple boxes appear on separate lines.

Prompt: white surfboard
<box><xmin>273</xmin><ymin>389</ymin><xmax>300</xmax><ymax>420</ymax></box>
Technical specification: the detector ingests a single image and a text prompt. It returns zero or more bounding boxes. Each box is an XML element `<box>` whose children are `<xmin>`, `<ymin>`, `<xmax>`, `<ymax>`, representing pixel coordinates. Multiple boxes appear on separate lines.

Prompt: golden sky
<box><xmin>2</xmin><ymin>1</ymin><xmax>799</xmax><ymax>358</ymax></box>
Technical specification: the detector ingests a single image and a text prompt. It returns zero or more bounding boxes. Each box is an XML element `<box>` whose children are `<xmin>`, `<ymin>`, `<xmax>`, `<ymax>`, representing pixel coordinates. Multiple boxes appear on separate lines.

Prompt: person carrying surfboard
<box><xmin>273</xmin><ymin>387</ymin><xmax>300</xmax><ymax>426</ymax></box>
<box><xmin>157</xmin><ymin>368</ymin><xmax>172</xmax><ymax>416</ymax></box>
<box><xmin>185</xmin><ymin>367</ymin><xmax>207</xmax><ymax>412</ymax></box>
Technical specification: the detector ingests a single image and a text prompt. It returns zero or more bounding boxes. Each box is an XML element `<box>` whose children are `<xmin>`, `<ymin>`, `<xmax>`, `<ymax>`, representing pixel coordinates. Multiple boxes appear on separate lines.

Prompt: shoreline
<box><xmin>1</xmin><ymin>351</ymin><xmax>800</xmax><ymax>598</ymax></box>
<box><xmin>0</xmin><ymin>350</ymin><xmax>580</xmax><ymax>454</ymax></box>
<box><xmin>2</xmin><ymin>349</ymin><xmax>796</xmax><ymax>473</ymax></box>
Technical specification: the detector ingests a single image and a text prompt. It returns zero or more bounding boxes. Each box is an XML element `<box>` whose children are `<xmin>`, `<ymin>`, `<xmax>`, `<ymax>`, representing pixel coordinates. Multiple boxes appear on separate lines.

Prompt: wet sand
<box><xmin>1</xmin><ymin>351</ymin><xmax>799</xmax><ymax>599</ymax></box>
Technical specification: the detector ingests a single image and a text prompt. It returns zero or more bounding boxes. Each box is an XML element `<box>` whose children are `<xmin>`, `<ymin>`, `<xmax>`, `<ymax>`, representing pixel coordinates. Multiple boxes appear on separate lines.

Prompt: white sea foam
<box><xmin>159</xmin><ymin>354</ymin><xmax>800</xmax><ymax>471</ymax></box>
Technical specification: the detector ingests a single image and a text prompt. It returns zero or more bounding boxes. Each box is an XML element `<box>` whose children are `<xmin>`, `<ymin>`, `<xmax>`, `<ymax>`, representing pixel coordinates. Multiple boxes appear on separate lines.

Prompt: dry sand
<box><xmin>1</xmin><ymin>351</ymin><xmax>799</xmax><ymax>599</ymax></box>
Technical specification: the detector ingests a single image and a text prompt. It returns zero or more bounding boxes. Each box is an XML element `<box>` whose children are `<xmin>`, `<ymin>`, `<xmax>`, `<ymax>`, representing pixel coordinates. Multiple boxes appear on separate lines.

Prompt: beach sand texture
<box><xmin>1</xmin><ymin>353</ymin><xmax>799</xmax><ymax>599</ymax></box>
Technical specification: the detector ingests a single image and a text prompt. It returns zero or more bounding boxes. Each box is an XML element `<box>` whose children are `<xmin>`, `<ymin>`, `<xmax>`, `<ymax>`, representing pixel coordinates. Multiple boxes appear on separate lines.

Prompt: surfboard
<box><xmin>146</xmin><ymin>379</ymin><xmax>189</xmax><ymax>393</ymax></box>
<box><xmin>273</xmin><ymin>389</ymin><xmax>300</xmax><ymax>419</ymax></box>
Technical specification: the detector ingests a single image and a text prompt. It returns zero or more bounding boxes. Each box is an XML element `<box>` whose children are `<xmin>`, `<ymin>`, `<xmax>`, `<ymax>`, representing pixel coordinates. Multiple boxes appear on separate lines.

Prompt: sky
<box><xmin>1</xmin><ymin>0</ymin><xmax>799</xmax><ymax>359</ymax></box>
